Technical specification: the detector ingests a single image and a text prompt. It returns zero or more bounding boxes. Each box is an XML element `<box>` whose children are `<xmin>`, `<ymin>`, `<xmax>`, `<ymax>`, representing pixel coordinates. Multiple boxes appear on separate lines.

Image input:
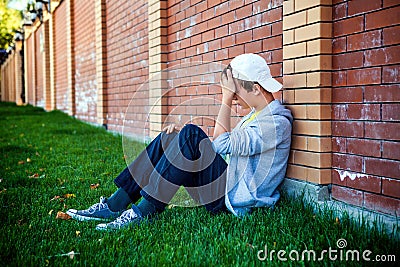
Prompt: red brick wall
<box><xmin>332</xmin><ymin>0</ymin><xmax>400</xmax><ymax>216</ymax></box>
<box><xmin>73</xmin><ymin>0</ymin><xmax>97</xmax><ymax>122</ymax></box>
<box><xmin>0</xmin><ymin>52</ymin><xmax>16</xmax><ymax>102</ymax></box>
<box><xmin>105</xmin><ymin>0</ymin><xmax>149</xmax><ymax>135</ymax></box>
<box><xmin>26</xmin><ymin>35</ymin><xmax>35</xmax><ymax>105</ymax></box>
<box><xmin>34</xmin><ymin>26</ymin><xmax>44</xmax><ymax>107</ymax></box>
<box><xmin>165</xmin><ymin>0</ymin><xmax>284</xmax><ymax>136</ymax></box>
<box><xmin>15</xmin><ymin>0</ymin><xmax>399</xmax><ymax>217</ymax></box>
<box><xmin>54</xmin><ymin>2</ymin><xmax>69</xmax><ymax>112</ymax></box>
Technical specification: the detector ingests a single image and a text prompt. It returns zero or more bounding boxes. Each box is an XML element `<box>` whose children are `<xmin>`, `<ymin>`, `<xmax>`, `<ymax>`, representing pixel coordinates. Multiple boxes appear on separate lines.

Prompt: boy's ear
<box><xmin>252</xmin><ymin>84</ymin><xmax>262</xmax><ymax>95</ymax></box>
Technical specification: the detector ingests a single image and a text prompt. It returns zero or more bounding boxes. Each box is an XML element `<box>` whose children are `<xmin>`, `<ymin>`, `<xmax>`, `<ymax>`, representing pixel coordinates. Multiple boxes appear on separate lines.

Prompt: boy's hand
<box><xmin>220</xmin><ymin>69</ymin><xmax>236</xmax><ymax>102</ymax></box>
<box><xmin>163</xmin><ymin>124</ymin><xmax>181</xmax><ymax>134</ymax></box>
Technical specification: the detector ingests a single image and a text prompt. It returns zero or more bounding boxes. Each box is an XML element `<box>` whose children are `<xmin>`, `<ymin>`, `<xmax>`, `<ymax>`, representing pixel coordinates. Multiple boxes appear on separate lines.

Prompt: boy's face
<box><xmin>233</xmin><ymin>80</ymin><xmax>269</xmax><ymax>113</ymax></box>
<box><xmin>222</xmin><ymin>64</ymin><xmax>267</xmax><ymax>112</ymax></box>
<box><xmin>232</xmin><ymin>81</ymin><xmax>252</xmax><ymax>111</ymax></box>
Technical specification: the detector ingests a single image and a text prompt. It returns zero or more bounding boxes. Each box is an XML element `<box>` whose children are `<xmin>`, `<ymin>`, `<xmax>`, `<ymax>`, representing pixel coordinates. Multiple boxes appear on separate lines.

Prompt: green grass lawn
<box><xmin>0</xmin><ymin>102</ymin><xmax>398</xmax><ymax>266</ymax></box>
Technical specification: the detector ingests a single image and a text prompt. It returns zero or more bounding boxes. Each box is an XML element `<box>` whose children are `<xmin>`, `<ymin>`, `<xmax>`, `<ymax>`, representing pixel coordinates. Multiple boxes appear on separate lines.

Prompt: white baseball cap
<box><xmin>230</xmin><ymin>53</ymin><xmax>282</xmax><ymax>93</ymax></box>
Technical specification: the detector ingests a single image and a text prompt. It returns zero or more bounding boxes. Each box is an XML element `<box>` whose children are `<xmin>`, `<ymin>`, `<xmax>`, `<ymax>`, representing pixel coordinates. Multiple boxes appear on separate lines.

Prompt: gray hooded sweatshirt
<box><xmin>212</xmin><ymin>100</ymin><xmax>293</xmax><ymax>216</ymax></box>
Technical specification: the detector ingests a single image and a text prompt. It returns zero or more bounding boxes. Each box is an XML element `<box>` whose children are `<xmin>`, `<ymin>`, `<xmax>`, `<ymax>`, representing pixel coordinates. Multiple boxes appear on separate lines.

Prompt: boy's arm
<box><xmin>213</xmin><ymin>69</ymin><xmax>236</xmax><ymax>140</ymax></box>
<box><xmin>213</xmin><ymin>95</ymin><xmax>233</xmax><ymax>140</ymax></box>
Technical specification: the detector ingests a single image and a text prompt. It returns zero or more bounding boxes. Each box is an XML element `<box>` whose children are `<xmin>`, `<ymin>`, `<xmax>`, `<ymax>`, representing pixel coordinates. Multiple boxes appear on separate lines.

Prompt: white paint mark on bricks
<box><xmin>190</xmin><ymin>17</ymin><xmax>197</xmax><ymax>27</ymax></box>
<box><xmin>337</xmin><ymin>169</ymin><xmax>369</xmax><ymax>182</ymax></box>
<box><xmin>185</xmin><ymin>28</ymin><xmax>192</xmax><ymax>38</ymax></box>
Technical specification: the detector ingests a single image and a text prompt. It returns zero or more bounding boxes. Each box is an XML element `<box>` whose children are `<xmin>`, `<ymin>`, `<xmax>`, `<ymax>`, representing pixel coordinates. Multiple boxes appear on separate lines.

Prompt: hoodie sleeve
<box><xmin>212</xmin><ymin>132</ymin><xmax>232</xmax><ymax>155</ymax></box>
<box><xmin>213</xmin><ymin>101</ymin><xmax>293</xmax><ymax>157</ymax></box>
<box><xmin>230</xmin><ymin>121</ymin><xmax>278</xmax><ymax>156</ymax></box>
<box><xmin>213</xmin><ymin>118</ymin><xmax>279</xmax><ymax>156</ymax></box>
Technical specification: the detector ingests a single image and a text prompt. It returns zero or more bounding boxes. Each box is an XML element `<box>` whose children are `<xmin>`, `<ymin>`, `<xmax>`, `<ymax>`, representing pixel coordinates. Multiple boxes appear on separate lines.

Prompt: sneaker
<box><xmin>66</xmin><ymin>197</ymin><xmax>122</xmax><ymax>222</ymax></box>
<box><xmin>95</xmin><ymin>205</ymin><xmax>143</xmax><ymax>231</ymax></box>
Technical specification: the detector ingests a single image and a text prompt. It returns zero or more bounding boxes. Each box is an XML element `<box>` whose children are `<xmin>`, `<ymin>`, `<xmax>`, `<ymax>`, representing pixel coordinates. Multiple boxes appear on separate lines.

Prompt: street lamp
<box><xmin>23</xmin><ymin>18</ymin><xmax>33</xmax><ymax>27</ymax></box>
<box><xmin>35</xmin><ymin>0</ymin><xmax>51</xmax><ymax>22</ymax></box>
<box><xmin>40</xmin><ymin>0</ymin><xmax>51</xmax><ymax>12</ymax></box>
<box><xmin>14</xmin><ymin>31</ymin><xmax>24</xmax><ymax>42</ymax></box>
<box><xmin>30</xmin><ymin>10</ymin><xmax>37</xmax><ymax>22</ymax></box>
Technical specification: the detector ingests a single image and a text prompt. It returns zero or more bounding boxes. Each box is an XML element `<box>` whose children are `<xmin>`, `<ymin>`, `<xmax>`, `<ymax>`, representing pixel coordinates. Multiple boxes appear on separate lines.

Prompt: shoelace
<box><xmin>112</xmin><ymin>209</ymin><xmax>137</xmax><ymax>225</ymax></box>
<box><xmin>88</xmin><ymin>197</ymin><xmax>108</xmax><ymax>213</ymax></box>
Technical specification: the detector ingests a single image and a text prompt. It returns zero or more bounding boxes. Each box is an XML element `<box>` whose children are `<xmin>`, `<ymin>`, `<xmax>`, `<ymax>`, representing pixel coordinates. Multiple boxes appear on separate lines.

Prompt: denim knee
<box><xmin>179</xmin><ymin>124</ymin><xmax>206</xmax><ymax>138</ymax></box>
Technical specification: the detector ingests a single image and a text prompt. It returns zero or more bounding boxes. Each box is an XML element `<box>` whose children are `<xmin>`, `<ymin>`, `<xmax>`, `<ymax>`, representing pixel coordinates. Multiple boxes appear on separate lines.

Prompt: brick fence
<box><xmin>1</xmin><ymin>0</ymin><xmax>399</xmax><ymax>217</ymax></box>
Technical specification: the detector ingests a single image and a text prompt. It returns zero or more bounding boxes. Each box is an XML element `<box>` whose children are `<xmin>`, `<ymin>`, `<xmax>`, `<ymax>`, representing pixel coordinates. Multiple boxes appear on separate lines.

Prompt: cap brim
<box><xmin>259</xmin><ymin>78</ymin><xmax>282</xmax><ymax>93</ymax></box>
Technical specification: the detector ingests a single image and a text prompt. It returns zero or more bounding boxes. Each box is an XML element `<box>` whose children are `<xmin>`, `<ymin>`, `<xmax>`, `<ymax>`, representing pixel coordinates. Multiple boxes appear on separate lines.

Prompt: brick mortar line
<box><xmin>168</xmin><ymin>41</ymin><xmax>284</xmax><ymax>51</ymax></box>
<box><xmin>332</xmin><ymin>45</ymin><xmax>400</xmax><ymax>54</ymax></box>
<box><xmin>331</xmin><ymin>183</ymin><xmax>398</xmax><ymax>196</ymax></box>
<box><xmin>283</xmin><ymin>20</ymin><xmax>333</xmax><ymax>31</ymax></box>
<box><xmin>332</xmin><ymin>4</ymin><xmax>400</xmax><ymax>22</ymax></box>
<box><xmin>287</xmin><ymin>163</ymin><xmax>332</xmax><ymax>170</ymax></box>
<box><xmin>166</xmin><ymin>4</ymin><xmax>282</xmax><ymax>20</ymax></box>
<box><xmin>333</xmin><ymin>154</ymin><xmax>399</xmax><ymax>161</ymax></box>
<box><xmin>284</xmin><ymin>4</ymin><xmax>333</xmax><ymax>15</ymax></box>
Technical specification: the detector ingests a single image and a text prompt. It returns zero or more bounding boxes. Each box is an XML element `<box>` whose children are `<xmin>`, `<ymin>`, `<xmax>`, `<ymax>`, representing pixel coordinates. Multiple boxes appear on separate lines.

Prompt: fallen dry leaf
<box><xmin>56</xmin><ymin>211</ymin><xmax>71</xmax><ymax>220</ymax></box>
<box><xmin>75</xmin><ymin>231</ymin><xmax>81</xmax><ymax>237</ymax></box>
<box><xmin>53</xmin><ymin>251</ymin><xmax>79</xmax><ymax>259</ymax></box>
<box><xmin>29</xmin><ymin>173</ymin><xmax>45</xmax><ymax>179</ymax></box>
<box><xmin>26</xmin><ymin>158</ymin><xmax>32</xmax><ymax>163</ymax></box>
<box><xmin>50</xmin><ymin>196</ymin><xmax>64</xmax><ymax>202</ymax></box>
<box><xmin>246</xmin><ymin>243</ymin><xmax>255</xmax><ymax>249</ymax></box>
<box><xmin>48</xmin><ymin>209</ymin><xmax>54</xmax><ymax>215</ymax></box>
<box><xmin>63</xmin><ymin>194</ymin><xmax>76</xmax><ymax>198</ymax></box>
<box><xmin>50</xmin><ymin>196</ymin><xmax>61</xmax><ymax>201</ymax></box>
<box><xmin>90</xmin><ymin>183</ymin><xmax>100</xmax><ymax>190</ymax></box>
<box><xmin>18</xmin><ymin>160</ymin><xmax>25</xmax><ymax>165</ymax></box>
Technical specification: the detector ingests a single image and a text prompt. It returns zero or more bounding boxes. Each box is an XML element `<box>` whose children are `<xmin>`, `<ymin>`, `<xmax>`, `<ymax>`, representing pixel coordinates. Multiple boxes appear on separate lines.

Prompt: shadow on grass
<box><xmin>0</xmin><ymin>145</ymin><xmax>36</xmax><ymax>156</ymax></box>
<box><xmin>0</xmin><ymin>102</ymin><xmax>45</xmax><ymax>116</ymax></box>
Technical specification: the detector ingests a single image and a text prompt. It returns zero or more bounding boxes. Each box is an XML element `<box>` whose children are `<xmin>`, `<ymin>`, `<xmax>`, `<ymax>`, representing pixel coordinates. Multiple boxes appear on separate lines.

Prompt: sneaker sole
<box><xmin>95</xmin><ymin>218</ymin><xmax>144</xmax><ymax>231</ymax></box>
<box><xmin>66</xmin><ymin>210</ymin><xmax>113</xmax><ymax>222</ymax></box>
<box><xmin>95</xmin><ymin>222</ymin><xmax>139</xmax><ymax>231</ymax></box>
<box><xmin>95</xmin><ymin>223</ymin><xmax>118</xmax><ymax>231</ymax></box>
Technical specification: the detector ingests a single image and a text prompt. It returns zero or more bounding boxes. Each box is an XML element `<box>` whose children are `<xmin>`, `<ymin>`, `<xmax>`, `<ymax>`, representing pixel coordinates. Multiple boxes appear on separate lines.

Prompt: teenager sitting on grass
<box><xmin>67</xmin><ymin>53</ymin><xmax>293</xmax><ymax>230</ymax></box>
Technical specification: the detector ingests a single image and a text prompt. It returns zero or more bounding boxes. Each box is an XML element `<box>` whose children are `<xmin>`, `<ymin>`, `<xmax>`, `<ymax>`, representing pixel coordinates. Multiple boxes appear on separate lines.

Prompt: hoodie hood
<box><xmin>267</xmin><ymin>100</ymin><xmax>293</xmax><ymax>124</ymax></box>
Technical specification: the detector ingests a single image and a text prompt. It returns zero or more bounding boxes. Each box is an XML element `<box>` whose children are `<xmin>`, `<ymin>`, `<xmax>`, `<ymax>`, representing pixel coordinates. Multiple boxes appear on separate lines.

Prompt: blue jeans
<box><xmin>114</xmin><ymin>124</ymin><xmax>228</xmax><ymax>214</ymax></box>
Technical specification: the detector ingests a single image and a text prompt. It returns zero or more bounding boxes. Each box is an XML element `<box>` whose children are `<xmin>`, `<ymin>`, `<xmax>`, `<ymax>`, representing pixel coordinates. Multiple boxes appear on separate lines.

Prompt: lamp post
<box><xmin>35</xmin><ymin>0</ymin><xmax>51</xmax><ymax>22</ymax></box>
<box><xmin>14</xmin><ymin>31</ymin><xmax>24</xmax><ymax>42</ymax></box>
<box><xmin>30</xmin><ymin>10</ymin><xmax>37</xmax><ymax>23</ymax></box>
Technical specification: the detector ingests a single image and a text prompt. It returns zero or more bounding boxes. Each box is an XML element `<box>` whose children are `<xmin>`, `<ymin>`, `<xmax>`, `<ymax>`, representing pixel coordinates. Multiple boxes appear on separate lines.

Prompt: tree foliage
<box><xmin>0</xmin><ymin>0</ymin><xmax>23</xmax><ymax>49</ymax></box>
